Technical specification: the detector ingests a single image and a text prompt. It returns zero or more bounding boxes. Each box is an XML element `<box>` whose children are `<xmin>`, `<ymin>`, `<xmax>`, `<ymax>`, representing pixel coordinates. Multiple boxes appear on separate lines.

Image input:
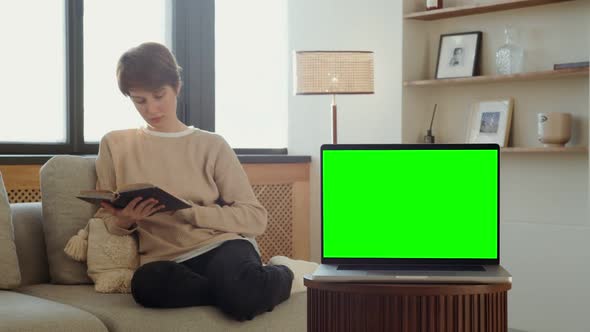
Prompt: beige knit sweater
<box><xmin>93</xmin><ymin>127</ymin><xmax>268</xmax><ymax>265</ymax></box>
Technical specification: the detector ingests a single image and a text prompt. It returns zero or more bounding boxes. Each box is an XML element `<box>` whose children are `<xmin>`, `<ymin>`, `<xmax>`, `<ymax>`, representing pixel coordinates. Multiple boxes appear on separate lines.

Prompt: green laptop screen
<box><xmin>322</xmin><ymin>148</ymin><xmax>498</xmax><ymax>259</ymax></box>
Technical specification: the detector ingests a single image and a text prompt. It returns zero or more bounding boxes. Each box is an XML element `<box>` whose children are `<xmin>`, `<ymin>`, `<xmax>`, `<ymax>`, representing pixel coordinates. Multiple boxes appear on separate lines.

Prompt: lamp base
<box><xmin>331</xmin><ymin>95</ymin><xmax>337</xmax><ymax>144</ymax></box>
<box><xmin>332</xmin><ymin>106</ymin><xmax>338</xmax><ymax>144</ymax></box>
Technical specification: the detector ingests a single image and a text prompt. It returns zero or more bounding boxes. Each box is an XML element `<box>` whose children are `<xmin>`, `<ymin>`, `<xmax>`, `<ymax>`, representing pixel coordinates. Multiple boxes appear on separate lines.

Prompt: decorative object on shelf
<box><xmin>294</xmin><ymin>51</ymin><xmax>375</xmax><ymax>144</ymax></box>
<box><xmin>435</xmin><ymin>31</ymin><xmax>482</xmax><ymax>79</ymax></box>
<box><xmin>553</xmin><ymin>61</ymin><xmax>589</xmax><ymax>70</ymax></box>
<box><xmin>495</xmin><ymin>25</ymin><xmax>524</xmax><ymax>75</ymax></box>
<box><xmin>426</xmin><ymin>0</ymin><xmax>443</xmax><ymax>10</ymax></box>
<box><xmin>466</xmin><ymin>98</ymin><xmax>514</xmax><ymax>147</ymax></box>
<box><xmin>537</xmin><ymin>112</ymin><xmax>572</xmax><ymax>147</ymax></box>
<box><xmin>424</xmin><ymin>104</ymin><xmax>438</xmax><ymax>143</ymax></box>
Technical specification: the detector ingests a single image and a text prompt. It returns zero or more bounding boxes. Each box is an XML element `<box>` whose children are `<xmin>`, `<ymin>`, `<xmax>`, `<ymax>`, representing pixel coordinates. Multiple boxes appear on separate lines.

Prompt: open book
<box><xmin>77</xmin><ymin>183</ymin><xmax>191</xmax><ymax>213</ymax></box>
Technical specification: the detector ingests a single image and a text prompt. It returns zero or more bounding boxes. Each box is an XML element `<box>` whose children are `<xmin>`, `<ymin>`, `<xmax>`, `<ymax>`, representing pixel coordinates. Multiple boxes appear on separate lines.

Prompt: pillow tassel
<box><xmin>64</xmin><ymin>228</ymin><xmax>89</xmax><ymax>262</ymax></box>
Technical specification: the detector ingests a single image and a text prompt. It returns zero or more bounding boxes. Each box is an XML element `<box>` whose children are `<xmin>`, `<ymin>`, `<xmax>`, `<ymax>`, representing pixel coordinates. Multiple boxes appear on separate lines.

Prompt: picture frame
<box><xmin>435</xmin><ymin>31</ymin><xmax>482</xmax><ymax>79</ymax></box>
<box><xmin>466</xmin><ymin>98</ymin><xmax>514</xmax><ymax>147</ymax></box>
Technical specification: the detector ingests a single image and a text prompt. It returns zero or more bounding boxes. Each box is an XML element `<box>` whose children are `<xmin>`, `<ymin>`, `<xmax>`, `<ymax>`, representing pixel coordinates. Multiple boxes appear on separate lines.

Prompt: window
<box><xmin>0</xmin><ymin>0</ymin><xmax>283</xmax><ymax>155</ymax></box>
<box><xmin>0</xmin><ymin>1</ymin><xmax>66</xmax><ymax>143</ymax></box>
<box><xmin>84</xmin><ymin>0</ymin><xmax>171</xmax><ymax>143</ymax></box>
<box><xmin>215</xmin><ymin>0</ymin><xmax>288</xmax><ymax>149</ymax></box>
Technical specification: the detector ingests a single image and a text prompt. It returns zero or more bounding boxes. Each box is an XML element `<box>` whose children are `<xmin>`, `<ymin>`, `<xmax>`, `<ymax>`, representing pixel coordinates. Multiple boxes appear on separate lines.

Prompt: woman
<box><xmin>94</xmin><ymin>42</ymin><xmax>293</xmax><ymax>321</ymax></box>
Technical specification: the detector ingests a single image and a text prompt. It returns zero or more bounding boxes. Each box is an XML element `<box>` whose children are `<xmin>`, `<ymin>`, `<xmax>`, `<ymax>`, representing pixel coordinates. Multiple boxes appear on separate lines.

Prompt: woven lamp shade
<box><xmin>294</xmin><ymin>51</ymin><xmax>374</xmax><ymax>95</ymax></box>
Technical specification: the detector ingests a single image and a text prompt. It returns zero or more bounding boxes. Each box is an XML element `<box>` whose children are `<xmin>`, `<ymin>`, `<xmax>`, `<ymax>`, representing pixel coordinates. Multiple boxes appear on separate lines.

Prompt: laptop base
<box><xmin>311</xmin><ymin>264</ymin><xmax>512</xmax><ymax>284</ymax></box>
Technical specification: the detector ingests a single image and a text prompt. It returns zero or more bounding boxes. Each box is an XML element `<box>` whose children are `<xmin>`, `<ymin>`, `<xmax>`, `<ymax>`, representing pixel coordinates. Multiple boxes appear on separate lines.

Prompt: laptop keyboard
<box><xmin>337</xmin><ymin>264</ymin><xmax>485</xmax><ymax>272</ymax></box>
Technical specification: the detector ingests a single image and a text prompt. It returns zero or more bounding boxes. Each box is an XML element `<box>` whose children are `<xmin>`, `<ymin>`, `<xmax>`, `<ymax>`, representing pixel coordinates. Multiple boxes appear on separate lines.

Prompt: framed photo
<box><xmin>435</xmin><ymin>31</ymin><xmax>482</xmax><ymax>79</ymax></box>
<box><xmin>466</xmin><ymin>98</ymin><xmax>514</xmax><ymax>147</ymax></box>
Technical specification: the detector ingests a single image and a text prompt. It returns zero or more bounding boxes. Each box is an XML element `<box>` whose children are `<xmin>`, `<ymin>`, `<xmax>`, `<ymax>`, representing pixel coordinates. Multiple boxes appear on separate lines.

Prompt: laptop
<box><xmin>310</xmin><ymin>143</ymin><xmax>512</xmax><ymax>284</ymax></box>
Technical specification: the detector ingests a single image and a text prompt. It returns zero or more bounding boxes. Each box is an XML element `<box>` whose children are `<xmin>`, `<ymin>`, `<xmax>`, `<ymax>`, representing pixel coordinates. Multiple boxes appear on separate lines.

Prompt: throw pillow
<box><xmin>40</xmin><ymin>155</ymin><xmax>97</xmax><ymax>284</ymax></box>
<box><xmin>87</xmin><ymin>218</ymin><xmax>138</xmax><ymax>293</ymax></box>
<box><xmin>0</xmin><ymin>172</ymin><xmax>21</xmax><ymax>289</ymax></box>
<box><xmin>64</xmin><ymin>218</ymin><xmax>140</xmax><ymax>293</ymax></box>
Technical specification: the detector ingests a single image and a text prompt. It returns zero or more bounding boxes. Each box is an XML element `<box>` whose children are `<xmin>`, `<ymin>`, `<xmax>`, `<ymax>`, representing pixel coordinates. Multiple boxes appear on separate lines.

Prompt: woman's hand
<box><xmin>100</xmin><ymin>197</ymin><xmax>165</xmax><ymax>229</ymax></box>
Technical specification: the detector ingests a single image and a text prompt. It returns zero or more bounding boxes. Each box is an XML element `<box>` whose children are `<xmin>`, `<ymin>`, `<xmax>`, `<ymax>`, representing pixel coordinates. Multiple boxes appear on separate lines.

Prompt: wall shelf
<box><xmin>404</xmin><ymin>0</ymin><xmax>575</xmax><ymax>21</ymax></box>
<box><xmin>501</xmin><ymin>146</ymin><xmax>588</xmax><ymax>153</ymax></box>
<box><xmin>401</xmin><ymin>0</ymin><xmax>589</xmax><ymax>159</ymax></box>
<box><xmin>403</xmin><ymin>67</ymin><xmax>589</xmax><ymax>87</ymax></box>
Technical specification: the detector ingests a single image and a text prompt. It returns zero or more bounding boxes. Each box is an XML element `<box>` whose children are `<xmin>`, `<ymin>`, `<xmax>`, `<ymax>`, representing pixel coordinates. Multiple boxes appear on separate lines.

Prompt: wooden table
<box><xmin>304</xmin><ymin>277</ymin><xmax>511</xmax><ymax>332</ymax></box>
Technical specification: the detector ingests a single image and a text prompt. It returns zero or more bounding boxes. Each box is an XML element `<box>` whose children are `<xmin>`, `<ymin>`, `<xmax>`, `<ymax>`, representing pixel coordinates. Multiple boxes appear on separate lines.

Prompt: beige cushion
<box><xmin>18</xmin><ymin>284</ymin><xmax>306</xmax><ymax>332</ymax></box>
<box><xmin>12</xmin><ymin>202</ymin><xmax>50</xmax><ymax>286</ymax></box>
<box><xmin>87</xmin><ymin>218</ymin><xmax>138</xmax><ymax>293</ymax></box>
<box><xmin>0</xmin><ymin>290</ymin><xmax>107</xmax><ymax>332</ymax></box>
<box><xmin>40</xmin><ymin>155</ymin><xmax>97</xmax><ymax>284</ymax></box>
<box><xmin>0</xmin><ymin>172</ymin><xmax>21</xmax><ymax>289</ymax></box>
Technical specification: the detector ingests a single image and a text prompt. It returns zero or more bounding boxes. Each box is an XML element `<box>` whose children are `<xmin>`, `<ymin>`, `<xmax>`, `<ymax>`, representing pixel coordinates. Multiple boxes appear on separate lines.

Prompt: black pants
<box><xmin>130</xmin><ymin>240</ymin><xmax>293</xmax><ymax>321</ymax></box>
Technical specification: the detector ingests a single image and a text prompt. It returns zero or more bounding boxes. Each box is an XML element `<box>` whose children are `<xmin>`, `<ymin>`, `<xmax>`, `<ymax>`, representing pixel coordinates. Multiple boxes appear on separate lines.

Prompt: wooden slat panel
<box><xmin>459</xmin><ymin>295</ymin><xmax>465</xmax><ymax>332</ymax></box>
<box><xmin>428</xmin><ymin>295</ymin><xmax>436</xmax><ymax>332</ymax></box>
<box><xmin>0</xmin><ymin>165</ymin><xmax>41</xmax><ymax>189</ymax></box>
<box><xmin>253</xmin><ymin>184</ymin><xmax>294</xmax><ymax>263</ymax></box>
<box><xmin>243</xmin><ymin>163</ymin><xmax>310</xmax><ymax>184</ymax></box>
<box><xmin>1</xmin><ymin>163</ymin><xmax>311</xmax><ymax>189</ymax></box>
<box><xmin>0</xmin><ymin>163</ymin><xmax>310</xmax><ymax>260</ymax></box>
<box><xmin>305</xmin><ymin>279</ymin><xmax>511</xmax><ymax>332</ymax></box>
<box><xmin>2</xmin><ymin>162</ymin><xmax>311</xmax><ymax>260</ymax></box>
<box><xmin>0</xmin><ymin>165</ymin><xmax>43</xmax><ymax>203</ymax></box>
<box><xmin>6</xmin><ymin>188</ymin><xmax>41</xmax><ymax>203</ymax></box>
<box><xmin>292</xmin><ymin>181</ymin><xmax>310</xmax><ymax>260</ymax></box>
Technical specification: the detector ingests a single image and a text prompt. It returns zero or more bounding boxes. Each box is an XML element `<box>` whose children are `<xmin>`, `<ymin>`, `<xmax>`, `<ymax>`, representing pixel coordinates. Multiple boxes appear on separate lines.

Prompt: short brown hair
<box><xmin>116</xmin><ymin>42</ymin><xmax>182</xmax><ymax>96</ymax></box>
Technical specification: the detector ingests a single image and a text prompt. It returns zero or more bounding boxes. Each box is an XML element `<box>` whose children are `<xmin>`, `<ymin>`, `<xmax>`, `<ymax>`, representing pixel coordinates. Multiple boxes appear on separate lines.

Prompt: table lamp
<box><xmin>294</xmin><ymin>51</ymin><xmax>374</xmax><ymax>144</ymax></box>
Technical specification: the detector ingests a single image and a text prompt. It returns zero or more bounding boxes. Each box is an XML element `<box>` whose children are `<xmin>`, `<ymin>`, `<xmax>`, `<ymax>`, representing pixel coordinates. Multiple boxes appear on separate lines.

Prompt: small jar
<box><xmin>426</xmin><ymin>0</ymin><xmax>443</xmax><ymax>10</ymax></box>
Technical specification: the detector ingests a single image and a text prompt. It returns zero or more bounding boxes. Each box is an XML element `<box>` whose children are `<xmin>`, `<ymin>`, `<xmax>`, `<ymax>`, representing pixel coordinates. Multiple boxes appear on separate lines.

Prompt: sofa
<box><xmin>0</xmin><ymin>156</ymin><xmax>307</xmax><ymax>332</ymax></box>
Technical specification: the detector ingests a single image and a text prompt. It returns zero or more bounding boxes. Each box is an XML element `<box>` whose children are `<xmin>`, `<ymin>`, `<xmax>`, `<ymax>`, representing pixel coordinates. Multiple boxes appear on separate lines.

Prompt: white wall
<box><xmin>287</xmin><ymin>0</ymin><xmax>403</xmax><ymax>262</ymax></box>
<box><xmin>289</xmin><ymin>1</ymin><xmax>589</xmax><ymax>331</ymax></box>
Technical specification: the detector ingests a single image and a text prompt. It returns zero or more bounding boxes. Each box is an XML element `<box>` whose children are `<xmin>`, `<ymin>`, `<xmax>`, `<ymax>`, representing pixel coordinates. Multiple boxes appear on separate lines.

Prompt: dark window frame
<box><xmin>0</xmin><ymin>0</ymin><xmax>286</xmax><ymax>156</ymax></box>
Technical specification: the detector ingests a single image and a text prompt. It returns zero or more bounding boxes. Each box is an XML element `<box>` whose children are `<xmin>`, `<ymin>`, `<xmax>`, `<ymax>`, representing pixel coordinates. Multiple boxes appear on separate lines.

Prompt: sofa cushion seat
<box><xmin>18</xmin><ymin>284</ymin><xmax>306</xmax><ymax>332</ymax></box>
<box><xmin>0</xmin><ymin>290</ymin><xmax>107</xmax><ymax>332</ymax></box>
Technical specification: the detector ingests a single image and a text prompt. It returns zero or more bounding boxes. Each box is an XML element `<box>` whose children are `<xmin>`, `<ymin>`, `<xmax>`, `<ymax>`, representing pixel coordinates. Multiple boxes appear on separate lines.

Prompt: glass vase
<box><xmin>495</xmin><ymin>25</ymin><xmax>524</xmax><ymax>75</ymax></box>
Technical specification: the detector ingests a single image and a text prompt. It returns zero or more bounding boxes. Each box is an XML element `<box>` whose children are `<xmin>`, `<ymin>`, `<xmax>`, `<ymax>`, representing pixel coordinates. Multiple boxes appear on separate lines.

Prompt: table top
<box><xmin>304</xmin><ymin>277</ymin><xmax>512</xmax><ymax>296</ymax></box>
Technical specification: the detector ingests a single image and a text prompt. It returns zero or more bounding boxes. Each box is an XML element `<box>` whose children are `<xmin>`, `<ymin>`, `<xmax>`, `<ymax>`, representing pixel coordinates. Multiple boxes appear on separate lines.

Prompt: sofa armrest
<box><xmin>11</xmin><ymin>202</ymin><xmax>50</xmax><ymax>286</ymax></box>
